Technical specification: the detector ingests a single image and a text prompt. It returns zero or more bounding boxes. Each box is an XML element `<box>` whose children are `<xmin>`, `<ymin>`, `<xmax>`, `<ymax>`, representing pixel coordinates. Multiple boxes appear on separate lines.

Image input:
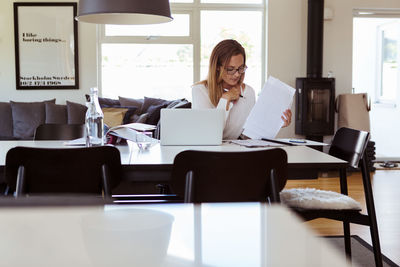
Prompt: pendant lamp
<box><xmin>76</xmin><ymin>0</ymin><xmax>173</xmax><ymax>25</ymax></box>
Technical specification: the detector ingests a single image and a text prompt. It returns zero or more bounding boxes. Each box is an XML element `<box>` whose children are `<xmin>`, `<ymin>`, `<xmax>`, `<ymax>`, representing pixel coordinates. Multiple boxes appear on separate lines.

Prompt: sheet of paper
<box><xmin>277</xmin><ymin>138</ymin><xmax>329</xmax><ymax>146</ymax></box>
<box><xmin>109</xmin><ymin>123</ymin><xmax>156</xmax><ymax>132</ymax></box>
<box><xmin>243</xmin><ymin>76</ymin><xmax>295</xmax><ymax>139</ymax></box>
<box><xmin>63</xmin><ymin>137</ymin><xmax>86</xmax><ymax>146</ymax></box>
<box><xmin>229</xmin><ymin>139</ymin><xmax>284</xmax><ymax>148</ymax></box>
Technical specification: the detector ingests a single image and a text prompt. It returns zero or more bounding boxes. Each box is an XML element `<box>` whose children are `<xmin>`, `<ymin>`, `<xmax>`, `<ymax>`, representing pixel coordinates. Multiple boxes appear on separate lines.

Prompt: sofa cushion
<box><xmin>146</xmin><ymin>103</ymin><xmax>170</xmax><ymax>125</ymax></box>
<box><xmin>86</xmin><ymin>95</ymin><xmax>121</xmax><ymax>108</ymax></box>
<box><xmin>45</xmin><ymin>102</ymin><xmax>68</xmax><ymax>124</ymax></box>
<box><xmin>99</xmin><ymin>97</ymin><xmax>120</xmax><ymax>107</ymax></box>
<box><xmin>140</xmin><ymin>97</ymin><xmax>173</xmax><ymax>114</ymax></box>
<box><xmin>10</xmin><ymin>99</ymin><xmax>56</xmax><ymax>139</ymax></box>
<box><xmin>0</xmin><ymin>102</ymin><xmax>13</xmax><ymax>138</ymax></box>
<box><xmin>166</xmin><ymin>98</ymin><xmax>186</xmax><ymax>109</ymax></box>
<box><xmin>131</xmin><ymin>113</ymin><xmax>149</xmax><ymax>124</ymax></box>
<box><xmin>118</xmin><ymin>96</ymin><xmax>144</xmax><ymax>111</ymax></box>
<box><xmin>102</xmin><ymin>106</ymin><xmax>138</xmax><ymax>128</ymax></box>
<box><xmin>66</xmin><ymin>101</ymin><xmax>87</xmax><ymax>124</ymax></box>
<box><xmin>174</xmin><ymin>101</ymin><xmax>191</xmax><ymax>109</ymax></box>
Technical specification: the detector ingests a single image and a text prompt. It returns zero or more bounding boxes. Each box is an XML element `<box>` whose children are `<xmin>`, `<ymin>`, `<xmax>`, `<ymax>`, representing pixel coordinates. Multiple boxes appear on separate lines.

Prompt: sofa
<box><xmin>99</xmin><ymin>96</ymin><xmax>191</xmax><ymax>139</ymax></box>
<box><xmin>0</xmin><ymin>99</ymin><xmax>87</xmax><ymax>140</ymax></box>
<box><xmin>0</xmin><ymin>96</ymin><xmax>191</xmax><ymax>140</ymax></box>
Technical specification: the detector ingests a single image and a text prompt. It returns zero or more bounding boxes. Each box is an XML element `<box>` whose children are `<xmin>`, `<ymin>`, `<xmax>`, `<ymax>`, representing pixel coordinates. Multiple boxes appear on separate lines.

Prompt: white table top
<box><xmin>0</xmin><ymin>202</ymin><xmax>351</xmax><ymax>267</ymax></box>
<box><xmin>0</xmin><ymin>140</ymin><xmax>347</xmax><ymax>168</ymax></box>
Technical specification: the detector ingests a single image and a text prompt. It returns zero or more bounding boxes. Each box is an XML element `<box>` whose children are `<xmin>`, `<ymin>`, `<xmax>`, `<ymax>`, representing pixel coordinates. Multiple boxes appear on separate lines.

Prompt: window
<box><xmin>353</xmin><ymin>14</ymin><xmax>400</xmax><ymax>105</ymax></box>
<box><xmin>99</xmin><ymin>1</ymin><xmax>266</xmax><ymax>100</ymax></box>
<box><xmin>377</xmin><ymin>21</ymin><xmax>399</xmax><ymax>103</ymax></box>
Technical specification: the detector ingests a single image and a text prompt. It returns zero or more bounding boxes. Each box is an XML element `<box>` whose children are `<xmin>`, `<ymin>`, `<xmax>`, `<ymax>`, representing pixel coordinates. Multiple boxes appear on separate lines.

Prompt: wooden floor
<box><xmin>285</xmin><ymin>169</ymin><xmax>400</xmax><ymax>265</ymax></box>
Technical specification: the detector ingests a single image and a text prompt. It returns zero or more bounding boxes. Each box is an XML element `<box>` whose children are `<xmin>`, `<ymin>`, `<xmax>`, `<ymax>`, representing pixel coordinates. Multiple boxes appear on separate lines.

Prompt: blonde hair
<box><xmin>197</xmin><ymin>39</ymin><xmax>246</xmax><ymax>107</ymax></box>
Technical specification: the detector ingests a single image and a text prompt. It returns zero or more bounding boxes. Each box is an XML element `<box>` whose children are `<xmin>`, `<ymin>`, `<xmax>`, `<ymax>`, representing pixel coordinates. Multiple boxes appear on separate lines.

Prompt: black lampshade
<box><xmin>76</xmin><ymin>0</ymin><xmax>173</xmax><ymax>25</ymax></box>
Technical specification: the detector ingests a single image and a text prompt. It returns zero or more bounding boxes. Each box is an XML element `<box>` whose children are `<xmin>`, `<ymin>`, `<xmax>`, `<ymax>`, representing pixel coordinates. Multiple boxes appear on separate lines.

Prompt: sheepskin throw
<box><xmin>280</xmin><ymin>188</ymin><xmax>362</xmax><ymax>210</ymax></box>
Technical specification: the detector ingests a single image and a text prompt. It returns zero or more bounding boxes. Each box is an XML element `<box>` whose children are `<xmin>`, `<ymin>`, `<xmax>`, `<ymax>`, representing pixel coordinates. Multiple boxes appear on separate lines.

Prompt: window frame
<box><xmin>353</xmin><ymin>9</ymin><xmax>400</xmax><ymax>107</ymax></box>
<box><xmin>97</xmin><ymin>0</ymin><xmax>267</xmax><ymax>97</ymax></box>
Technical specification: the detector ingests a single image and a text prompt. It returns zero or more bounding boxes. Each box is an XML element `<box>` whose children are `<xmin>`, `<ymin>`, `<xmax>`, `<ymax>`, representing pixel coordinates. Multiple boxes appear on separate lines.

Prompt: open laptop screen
<box><xmin>160</xmin><ymin>109</ymin><xmax>224</xmax><ymax>146</ymax></box>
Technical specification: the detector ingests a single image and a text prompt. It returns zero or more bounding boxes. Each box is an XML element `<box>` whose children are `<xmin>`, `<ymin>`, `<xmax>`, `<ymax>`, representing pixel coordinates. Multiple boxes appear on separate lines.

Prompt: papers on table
<box><xmin>243</xmin><ymin>76</ymin><xmax>295</xmax><ymax>139</ymax></box>
<box><xmin>64</xmin><ymin>137</ymin><xmax>86</xmax><ymax>146</ymax></box>
<box><xmin>229</xmin><ymin>139</ymin><xmax>284</xmax><ymax>148</ymax></box>
<box><xmin>229</xmin><ymin>138</ymin><xmax>329</xmax><ymax>148</ymax></box>
<box><xmin>106</xmin><ymin>123</ymin><xmax>158</xmax><ymax>143</ymax></box>
<box><xmin>64</xmin><ymin>123</ymin><xmax>158</xmax><ymax>146</ymax></box>
<box><xmin>278</xmin><ymin>138</ymin><xmax>329</xmax><ymax>146</ymax></box>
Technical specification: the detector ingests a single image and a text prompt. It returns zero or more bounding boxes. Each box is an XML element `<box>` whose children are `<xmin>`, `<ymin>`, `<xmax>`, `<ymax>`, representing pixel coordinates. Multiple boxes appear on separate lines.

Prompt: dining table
<box><xmin>0</xmin><ymin>140</ymin><xmax>348</xmax><ymax>194</ymax></box>
<box><xmin>0</xmin><ymin>198</ymin><xmax>352</xmax><ymax>267</ymax></box>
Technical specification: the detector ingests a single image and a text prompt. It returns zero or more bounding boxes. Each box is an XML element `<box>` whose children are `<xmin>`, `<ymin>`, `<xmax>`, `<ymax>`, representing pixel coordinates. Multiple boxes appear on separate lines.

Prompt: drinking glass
<box><xmin>135</xmin><ymin>131</ymin><xmax>153</xmax><ymax>150</ymax></box>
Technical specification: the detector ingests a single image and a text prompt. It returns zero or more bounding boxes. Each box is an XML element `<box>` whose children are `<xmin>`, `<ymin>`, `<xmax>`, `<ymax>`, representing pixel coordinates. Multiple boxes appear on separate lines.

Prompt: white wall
<box><xmin>269</xmin><ymin>0</ymin><xmax>400</xmax><ymax>138</ymax></box>
<box><xmin>1</xmin><ymin>0</ymin><xmax>400</xmax><ymax>132</ymax></box>
<box><xmin>0</xmin><ymin>0</ymin><xmax>97</xmax><ymax>104</ymax></box>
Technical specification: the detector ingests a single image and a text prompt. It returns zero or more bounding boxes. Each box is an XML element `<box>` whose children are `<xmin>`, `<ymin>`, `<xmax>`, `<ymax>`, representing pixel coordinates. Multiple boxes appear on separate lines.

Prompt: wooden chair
<box><xmin>280</xmin><ymin>127</ymin><xmax>382</xmax><ymax>266</ymax></box>
<box><xmin>34</xmin><ymin>123</ymin><xmax>85</xmax><ymax>140</ymax></box>
<box><xmin>5</xmin><ymin>146</ymin><xmax>122</xmax><ymax>198</ymax></box>
<box><xmin>170</xmin><ymin>148</ymin><xmax>288</xmax><ymax>203</ymax></box>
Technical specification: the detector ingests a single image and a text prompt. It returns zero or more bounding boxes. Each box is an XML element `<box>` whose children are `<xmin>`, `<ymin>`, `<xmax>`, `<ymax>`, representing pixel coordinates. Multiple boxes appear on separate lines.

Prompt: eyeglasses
<box><xmin>224</xmin><ymin>65</ymin><xmax>247</xmax><ymax>75</ymax></box>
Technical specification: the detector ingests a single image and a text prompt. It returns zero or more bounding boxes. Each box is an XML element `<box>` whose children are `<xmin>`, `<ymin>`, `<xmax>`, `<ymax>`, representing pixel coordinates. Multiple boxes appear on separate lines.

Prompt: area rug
<box><xmin>373</xmin><ymin>162</ymin><xmax>400</xmax><ymax>170</ymax></box>
<box><xmin>324</xmin><ymin>235</ymin><xmax>398</xmax><ymax>267</ymax></box>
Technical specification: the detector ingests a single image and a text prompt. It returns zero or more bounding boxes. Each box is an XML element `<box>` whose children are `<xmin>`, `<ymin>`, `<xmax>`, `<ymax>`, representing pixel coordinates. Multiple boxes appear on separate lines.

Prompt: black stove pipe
<box><xmin>306</xmin><ymin>0</ymin><xmax>324</xmax><ymax>78</ymax></box>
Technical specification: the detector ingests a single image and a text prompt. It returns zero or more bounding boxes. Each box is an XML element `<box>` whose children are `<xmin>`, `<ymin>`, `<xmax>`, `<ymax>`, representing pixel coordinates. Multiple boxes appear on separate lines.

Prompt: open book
<box><xmin>106</xmin><ymin>123</ymin><xmax>157</xmax><ymax>143</ymax></box>
<box><xmin>64</xmin><ymin>123</ymin><xmax>158</xmax><ymax>146</ymax></box>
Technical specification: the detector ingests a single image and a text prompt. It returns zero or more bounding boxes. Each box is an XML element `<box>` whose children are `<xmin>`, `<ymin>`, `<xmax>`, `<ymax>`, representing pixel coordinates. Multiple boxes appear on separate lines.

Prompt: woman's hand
<box><xmin>221</xmin><ymin>85</ymin><xmax>242</xmax><ymax>110</ymax></box>
<box><xmin>281</xmin><ymin>109</ymin><xmax>292</xmax><ymax>128</ymax></box>
<box><xmin>222</xmin><ymin>86</ymin><xmax>241</xmax><ymax>102</ymax></box>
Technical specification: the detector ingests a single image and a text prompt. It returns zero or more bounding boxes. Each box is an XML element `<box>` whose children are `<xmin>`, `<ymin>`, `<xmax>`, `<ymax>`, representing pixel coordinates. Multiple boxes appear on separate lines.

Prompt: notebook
<box><xmin>160</xmin><ymin>109</ymin><xmax>225</xmax><ymax>146</ymax></box>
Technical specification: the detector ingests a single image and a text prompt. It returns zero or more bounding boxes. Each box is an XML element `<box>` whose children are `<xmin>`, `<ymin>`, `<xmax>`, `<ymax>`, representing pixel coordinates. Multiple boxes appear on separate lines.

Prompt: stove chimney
<box><xmin>307</xmin><ymin>0</ymin><xmax>324</xmax><ymax>78</ymax></box>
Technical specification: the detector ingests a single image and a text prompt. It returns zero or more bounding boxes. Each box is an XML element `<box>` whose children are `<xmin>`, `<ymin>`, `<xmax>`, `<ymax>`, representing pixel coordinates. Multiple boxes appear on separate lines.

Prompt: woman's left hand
<box><xmin>281</xmin><ymin>109</ymin><xmax>292</xmax><ymax>128</ymax></box>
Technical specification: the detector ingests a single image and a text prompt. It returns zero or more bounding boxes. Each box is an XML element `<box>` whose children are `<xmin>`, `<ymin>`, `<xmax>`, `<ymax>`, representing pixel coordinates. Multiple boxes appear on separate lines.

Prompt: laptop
<box><xmin>160</xmin><ymin>109</ymin><xmax>225</xmax><ymax>146</ymax></box>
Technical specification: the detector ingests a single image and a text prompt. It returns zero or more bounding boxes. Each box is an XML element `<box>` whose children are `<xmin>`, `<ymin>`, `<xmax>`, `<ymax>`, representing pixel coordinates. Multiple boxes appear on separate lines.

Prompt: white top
<box><xmin>0</xmin><ymin>203</ymin><xmax>351</xmax><ymax>267</ymax></box>
<box><xmin>192</xmin><ymin>83</ymin><xmax>256</xmax><ymax>140</ymax></box>
<box><xmin>0</xmin><ymin>140</ymin><xmax>347</xmax><ymax>167</ymax></box>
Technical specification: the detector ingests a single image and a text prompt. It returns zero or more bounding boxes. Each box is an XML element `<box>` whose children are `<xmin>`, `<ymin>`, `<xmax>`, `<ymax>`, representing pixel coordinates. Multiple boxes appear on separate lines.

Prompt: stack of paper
<box><xmin>243</xmin><ymin>76</ymin><xmax>295</xmax><ymax>139</ymax></box>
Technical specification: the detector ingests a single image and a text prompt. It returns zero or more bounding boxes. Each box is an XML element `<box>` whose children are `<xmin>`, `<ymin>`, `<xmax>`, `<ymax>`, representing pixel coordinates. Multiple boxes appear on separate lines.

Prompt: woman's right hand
<box><xmin>222</xmin><ymin>85</ymin><xmax>241</xmax><ymax>102</ymax></box>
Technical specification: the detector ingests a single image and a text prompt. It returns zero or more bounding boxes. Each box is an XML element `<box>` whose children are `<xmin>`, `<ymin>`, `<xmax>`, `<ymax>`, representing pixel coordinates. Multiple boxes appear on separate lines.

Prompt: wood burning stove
<box><xmin>295</xmin><ymin>0</ymin><xmax>335</xmax><ymax>142</ymax></box>
<box><xmin>295</xmin><ymin>77</ymin><xmax>335</xmax><ymax>138</ymax></box>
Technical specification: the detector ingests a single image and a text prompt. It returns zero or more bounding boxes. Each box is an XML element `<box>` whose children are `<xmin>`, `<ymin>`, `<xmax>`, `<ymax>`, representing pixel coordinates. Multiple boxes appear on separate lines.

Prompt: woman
<box><xmin>192</xmin><ymin>39</ymin><xmax>291</xmax><ymax>140</ymax></box>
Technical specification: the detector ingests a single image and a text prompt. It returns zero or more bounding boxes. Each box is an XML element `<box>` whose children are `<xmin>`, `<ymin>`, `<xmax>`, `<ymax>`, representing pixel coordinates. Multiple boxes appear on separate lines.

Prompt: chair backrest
<box><xmin>329</xmin><ymin>127</ymin><xmax>370</xmax><ymax>168</ymax></box>
<box><xmin>34</xmin><ymin>124</ymin><xmax>85</xmax><ymax>140</ymax></box>
<box><xmin>170</xmin><ymin>148</ymin><xmax>288</xmax><ymax>203</ymax></box>
<box><xmin>5</xmin><ymin>146</ymin><xmax>122</xmax><ymax>196</ymax></box>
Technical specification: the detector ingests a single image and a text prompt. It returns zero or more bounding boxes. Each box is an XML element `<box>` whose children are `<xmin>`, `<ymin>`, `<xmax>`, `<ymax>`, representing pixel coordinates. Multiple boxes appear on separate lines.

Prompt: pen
<box><xmin>224</xmin><ymin>88</ymin><xmax>243</xmax><ymax>98</ymax></box>
<box><xmin>289</xmin><ymin>139</ymin><xmax>307</xmax><ymax>144</ymax></box>
<box><xmin>261</xmin><ymin>138</ymin><xmax>295</xmax><ymax>146</ymax></box>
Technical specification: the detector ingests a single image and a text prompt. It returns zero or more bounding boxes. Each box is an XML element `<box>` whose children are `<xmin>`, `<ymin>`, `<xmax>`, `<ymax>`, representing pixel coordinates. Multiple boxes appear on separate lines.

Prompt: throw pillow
<box><xmin>45</xmin><ymin>102</ymin><xmax>67</xmax><ymax>124</ymax></box>
<box><xmin>146</xmin><ymin>103</ymin><xmax>169</xmax><ymax>125</ymax></box>
<box><xmin>100</xmin><ymin>98</ymin><xmax>120</xmax><ymax>107</ymax></box>
<box><xmin>122</xmin><ymin>107</ymin><xmax>138</xmax><ymax>124</ymax></box>
<box><xmin>102</xmin><ymin>107</ymin><xmax>138</xmax><ymax>128</ymax></box>
<box><xmin>140</xmin><ymin>97</ymin><xmax>173</xmax><ymax>114</ymax></box>
<box><xmin>131</xmin><ymin>113</ymin><xmax>148</xmax><ymax>124</ymax></box>
<box><xmin>166</xmin><ymin>98</ymin><xmax>186</xmax><ymax>109</ymax></box>
<box><xmin>118</xmin><ymin>96</ymin><xmax>144</xmax><ymax>111</ymax></box>
<box><xmin>66</xmin><ymin>101</ymin><xmax>87</xmax><ymax>124</ymax></box>
<box><xmin>173</xmin><ymin>101</ymin><xmax>191</xmax><ymax>109</ymax></box>
<box><xmin>86</xmin><ymin>94</ymin><xmax>121</xmax><ymax>108</ymax></box>
<box><xmin>103</xmin><ymin>107</ymin><xmax>128</xmax><ymax>128</ymax></box>
<box><xmin>10</xmin><ymin>99</ymin><xmax>56</xmax><ymax>139</ymax></box>
<box><xmin>0</xmin><ymin>102</ymin><xmax>13</xmax><ymax>138</ymax></box>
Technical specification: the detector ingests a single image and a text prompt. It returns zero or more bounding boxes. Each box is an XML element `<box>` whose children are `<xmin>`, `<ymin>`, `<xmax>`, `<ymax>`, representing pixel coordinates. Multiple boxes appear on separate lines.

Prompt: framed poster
<box><xmin>14</xmin><ymin>3</ymin><xmax>79</xmax><ymax>90</ymax></box>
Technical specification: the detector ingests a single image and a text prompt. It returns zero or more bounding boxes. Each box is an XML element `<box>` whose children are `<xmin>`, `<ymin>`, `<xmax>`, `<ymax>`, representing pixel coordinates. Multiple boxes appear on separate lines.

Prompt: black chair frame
<box><xmin>5</xmin><ymin>146</ymin><xmax>122</xmax><ymax>198</ymax></box>
<box><xmin>292</xmin><ymin>128</ymin><xmax>382</xmax><ymax>267</ymax></box>
<box><xmin>34</xmin><ymin>123</ymin><xmax>85</xmax><ymax>140</ymax></box>
<box><xmin>170</xmin><ymin>148</ymin><xmax>288</xmax><ymax>203</ymax></box>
